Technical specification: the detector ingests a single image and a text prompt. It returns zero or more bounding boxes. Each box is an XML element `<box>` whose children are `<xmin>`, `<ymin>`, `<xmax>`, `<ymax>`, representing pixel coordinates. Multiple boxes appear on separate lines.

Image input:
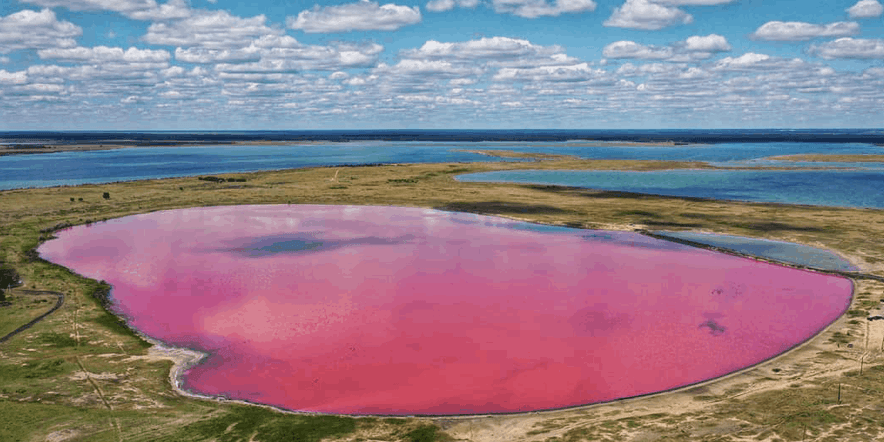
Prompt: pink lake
<box><xmin>38</xmin><ymin>205</ymin><xmax>852</xmax><ymax>415</ymax></box>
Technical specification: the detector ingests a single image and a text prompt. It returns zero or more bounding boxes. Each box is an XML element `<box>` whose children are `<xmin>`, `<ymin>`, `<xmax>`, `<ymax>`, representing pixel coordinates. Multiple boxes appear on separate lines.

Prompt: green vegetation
<box><xmin>403</xmin><ymin>425</ymin><xmax>444</xmax><ymax>442</ymax></box>
<box><xmin>198</xmin><ymin>176</ymin><xmax>248</xmax><ymax>183</ymax></box>
<box><xmin>176</xmin><ymin>405</ymin><xmax>356</xmax><ymax>442</ymax></box>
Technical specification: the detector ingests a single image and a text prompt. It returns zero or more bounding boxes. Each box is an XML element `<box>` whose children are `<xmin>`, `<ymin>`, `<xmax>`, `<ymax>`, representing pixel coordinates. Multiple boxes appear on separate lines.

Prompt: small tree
<box><xmin>0</xmin><ymin>265</ymin><xmax>21</xmax><ymax>302</ymax></box>
<box><xmin>102</xmin><ymin>192</ymin><xmax>110</xmax><ymax>200</ymax></box>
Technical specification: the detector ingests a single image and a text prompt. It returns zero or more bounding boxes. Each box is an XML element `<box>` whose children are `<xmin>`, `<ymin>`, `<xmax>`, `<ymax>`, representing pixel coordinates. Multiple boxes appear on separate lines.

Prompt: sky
<box><xmin>0</xmin><ymin>0</ymin><xmax>883</xmax><ymax>130</ymax></box>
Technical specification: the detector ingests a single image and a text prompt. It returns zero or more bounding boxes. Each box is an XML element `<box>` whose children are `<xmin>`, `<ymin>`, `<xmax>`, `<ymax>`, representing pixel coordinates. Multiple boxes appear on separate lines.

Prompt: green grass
<box><xmin>37</xmin><ymin>332</ymin><xmax>78</xmax><ymax>347</ymax></box>
<box><xmin>0</xmin><ymin>293</ymin><xmax>57</xmax><ymax>337</ymax></box>
<box><xmin>0</xmin><ymin>358</ymin><xmax>74</xmax><ymax>381</ymax></box>
<box><xmin>403</xmin><ymin>425</ymin><xmax>443</xmax><ymax>442</ymax></box>
<box><xmin>175</xmin><ymin>406</ymin><xmax>356</xmax><ymax>442</ymax></box>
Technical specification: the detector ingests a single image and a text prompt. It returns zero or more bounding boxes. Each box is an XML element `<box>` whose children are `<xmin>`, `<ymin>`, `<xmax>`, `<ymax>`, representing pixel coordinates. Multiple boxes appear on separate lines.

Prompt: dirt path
<box><xmin>0</xmin><ymin>289</ymin><xmax>64</xmax><ymax>344</ymax></box>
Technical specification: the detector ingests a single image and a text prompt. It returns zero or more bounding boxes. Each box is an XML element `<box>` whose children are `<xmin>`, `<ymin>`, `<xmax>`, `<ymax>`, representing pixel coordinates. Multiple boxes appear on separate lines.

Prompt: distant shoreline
<box><xmin>1</xmin><ymin>129</ymin><xmax>883</xmax><ymax>154</ymax></box>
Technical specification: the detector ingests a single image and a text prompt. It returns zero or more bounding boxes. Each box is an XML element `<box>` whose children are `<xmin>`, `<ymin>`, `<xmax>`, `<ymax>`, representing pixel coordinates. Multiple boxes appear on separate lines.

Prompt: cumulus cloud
<box><xmin>144</xmin><ymin>10</ymin><xmax>281</xmax><ymax>49</ymax></box>
<box><xmin>752</xmin><ymin>21</ymin><xmax>859</xmax><ymax>41</ymax></box>
<box><xmin>0</xmin><ymin>70</ymin><xmax>29</xmax><ymax>84</ymax></box>
<box><xmin>714</xmin><ymin>52</ymin><xmax>770</xmax><ymax>68</ymax></box>
<box><xmin>603</xmin><ymin>41</ymin><xmax>673</xmax><ymax>59</ymax></box>
<box><xmin>711</xmin><ymin>52</ymin><xmax>808</xmax><ymax>73</ymax></box>
<box><xmin>809</xmin><ymin>38</ymin><xmax>884</xmax><ymax>59</ymax></box>
<box><xmin>683</xmin><ymin>34</ymin><xmax>731</xmax><ymax>52</ymax></box>
<box><xmin>847</xmin><ymin>0</ymin><xmax>883</xmax><ymax>18</ymax></box>
<box><xmin>287</xmin><ymin>1</ymin><xmax>421</xmax><ymax>33</ymax></box>
<box><xmin>603</xmin><ymin>35</ymin><xmax>730</xmax><ymax>61</ymax></box>
<box><xmin>174</xmin><ymin>47</ymin><xmax>262</xmax><ymax>63</ymax></box>
<box><xmin>490</xmin><ymin>0</ymin><xmax>597</xmax><ymax>18</ymax></box>
<box><xmin>211</xmin><ymin>40</ymin><xmax>384</xmax><ymax>72</ymax></box>
<box><xmin>652</xmin><ymin>0</ymin><xmax>734</xmax><ymax>3</ymax></box>
<box><xmin>363</xmin><ymin>36</ymin><xmax>592</xmax><ymax>99</ymax></box>
<box><xmin>402</xmin><ymin>37</ymin><xmax>575</xmax><ymax>67</ymax></box>
<box><xmin>22</xmin><ymin>0</ymin><xmax>191</xmax><ymax>21</ymax></box>
<box><xmin>38</xmin><ymin>46</ymin><xmax>171</xmax><ymax>63</ymax></box>
<box><xmin>0</xmin><ymin>9</ymin><xmax>81</xmax><ymax>53</ymax></box>
<box><xmin>604</xmin><ymin>0</ymin><xmax>692</xmax><ymax>30</ymax></box>
<box><xmin>376</xmin><ymin>59</ymin><xmax>481</xmax><ymax>77</ymax></box>
<box><xmin>426</xmin><ymin>0</ymin><xmax>479</xmax><ymax>12</ymax></box>
<box><xmin>492</xmin><ymin>63</ymin><xmax>609</xmax><ymax>83</ymax></box>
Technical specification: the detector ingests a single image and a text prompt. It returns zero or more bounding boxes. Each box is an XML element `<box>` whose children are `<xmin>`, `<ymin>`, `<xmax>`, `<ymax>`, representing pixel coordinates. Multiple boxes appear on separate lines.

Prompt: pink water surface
<box><xmin>38</xmin><ymin>205</ymin><xmax>852</xmax><ymax>415</ymax></box>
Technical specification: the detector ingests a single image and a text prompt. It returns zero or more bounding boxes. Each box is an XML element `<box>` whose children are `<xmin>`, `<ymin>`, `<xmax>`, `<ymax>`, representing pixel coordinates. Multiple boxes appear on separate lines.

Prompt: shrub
<box><xmin>0</xmin><ymin>264</ymin><xmax>21</xmax><ymax>291</ymax></box>
<box><xmin>102</xmin><ymin>192</ymin><xmax>110</xmax><ymax>200</ymax></box>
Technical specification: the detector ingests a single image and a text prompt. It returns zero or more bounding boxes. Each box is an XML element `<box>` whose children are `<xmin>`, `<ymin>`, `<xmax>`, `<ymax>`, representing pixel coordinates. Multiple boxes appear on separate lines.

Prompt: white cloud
<box><xmin>603</xmin><ymin>41</ymin><xmax>673</xmax><ymax>59</ymax></box>
<box><xmin>0</xmin><ymin>9</ymin><xmax>81</xmax><ymax>53</ymax></box>
<box><xmin>38</xmin><ymin>46</ymin><xmax>171</xmax><ymax>63</ymax></box>
<box><xmin>22</xmin><ymin>0</ymin><xmax>191</xmax><ymax>21</ymax></box>
<box><xmin>492</xmin><ymin>63</ymin><xmax>608</xmax><ymax>83</ymax></box>
<box><xmin>752</xmin><ymin>21</ymin><xmax>860</xmax><ymax>41</ymax></box>
<box><xmin>490</xmin><ymin>0</ymin><xmax>597</xmax><ymax>18</ymax></box>
<box><xmin>603</xmin><ymin>35</ymin><xmax>729</xmax><ymax>61</ymax></box>
<box><xmin>403</xmin><ymin>37</ymin><xmax>574</xmax><ymax>67</ymax></box>
<box><xmin>127</xmin><ymin>0</ymin><xmax>192</xmax><ymax>20</ymax></box>
<box><xmin>712</xmin><ymin>52</ymin><xmax>808</xmax><ymax>72</ymax></box>
<box><xmin>809</xmin><ymin>38</ymin><xmax>884</xmax><ymax>59</ymax></box>
<box><xmin>604</xmin><ymin>0</ymin><xmax>692</xmax><ymax>30</ymax></box>
<box><xmin>287</xmin><ymin>1</ymin><xmax>421</xmax><ymax>33</ymax></box>
<box><xmin>0</xmin><ymin>70</ymin><xmax>28</xmax><ymax>84</ymax></box>
<box><xmin>377</xmin><ymin>59</ymin><xmax>480</xmax><ymax>76</ymax></box>
<box><xmin>161</xmin><ymin>66</ymin><xmax>185</xmax><ymax>77</ymax></box>
<box><xmin>144</xmin><ymin>10</ymin><xmax>281</xmax><ymax>49</ymax></box>
<box><xmin>683</xmin><ymin>34</ymin><xmax>730</xmax><ymax>52</ymax></box>
<box><xmin>714</xmin><ymin>52</ymin><xmax>769</xmax><ymax>68</ymax></box>
<box><xmin>426</xmin><ymin>0</ymin><xmax>479</xmax><ymax>12</ymax></box>
<box><xmin>847</xmin><ymin>0</ymin><xmax>883</xmax><ymax>18</ymax></box>
<box><xmin>652</xmin><ymin>0</ymin><xmax>734</xmax><ymax>4</ymax></box>
<box><xmin>213</xmin><ymin>41</ymin><xmax>384</xmax><ymax>72</ymax></box>
<box><xmin>175</xmin><ymin>47</ymin><xmax>261</xmax><ymax>63</ymax></box>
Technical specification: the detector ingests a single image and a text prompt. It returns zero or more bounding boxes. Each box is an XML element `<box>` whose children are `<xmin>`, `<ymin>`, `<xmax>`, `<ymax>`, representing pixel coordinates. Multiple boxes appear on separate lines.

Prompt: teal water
<box><xmin>456</xmin><ymin>169</ymin><xmax>884</xmax><ymax>209</ymax></box>
<box><xmin>649</xmin><ymin>231</ymin><xmax>858</xmax><ymax>272</ymax></box>
<box><xmin>1</xmin><ymin>139</ymin><xmax>882</xmax><ymax>190</ymax></box>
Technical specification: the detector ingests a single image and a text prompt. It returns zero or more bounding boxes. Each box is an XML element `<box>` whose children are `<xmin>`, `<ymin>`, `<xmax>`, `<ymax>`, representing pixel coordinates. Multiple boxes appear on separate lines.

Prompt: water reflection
<box><xmin>38</xmin><ymin>205</ymin><xmax>852</xmax><ymax>415</ymax></box>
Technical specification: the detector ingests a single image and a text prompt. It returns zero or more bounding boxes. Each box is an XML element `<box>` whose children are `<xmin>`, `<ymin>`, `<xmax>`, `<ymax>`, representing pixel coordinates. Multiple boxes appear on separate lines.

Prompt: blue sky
<box><xmin>1</xmin><ymin>0</ymin><xmax>883</xmax><ymax>129</ymax></box>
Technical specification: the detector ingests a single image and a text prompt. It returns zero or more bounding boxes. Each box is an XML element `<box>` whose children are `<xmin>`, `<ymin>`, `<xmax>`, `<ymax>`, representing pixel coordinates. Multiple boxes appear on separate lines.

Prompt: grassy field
<box><xmin>1</xmin><ymin>154</ymin><xmax>884</xmax><ymax>441</ymax></box>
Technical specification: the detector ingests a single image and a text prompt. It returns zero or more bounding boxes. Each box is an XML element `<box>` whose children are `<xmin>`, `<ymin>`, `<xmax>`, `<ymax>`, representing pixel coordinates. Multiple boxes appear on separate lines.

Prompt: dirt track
<box><xmin>0</xmin><ymin>289</ymin><xmax>64</xmax><ymax>344</ymax></box>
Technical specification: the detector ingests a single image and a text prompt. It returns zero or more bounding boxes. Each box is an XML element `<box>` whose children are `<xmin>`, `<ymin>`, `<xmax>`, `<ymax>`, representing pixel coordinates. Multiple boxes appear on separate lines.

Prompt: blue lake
<box><xmin>1</xmin><ymin>139</ymin><xmax>882</xmax><ymax>193</ymax></box>
<box><xmin>648</xmin><ymin>231</ymin><xmax>859</xmax><ymax>272</ymax></box>
<box><xmin>0</xmin><ymin>142</ymin><xmax>517</xmax><ymax>190</ymax></box>
<box><xmin>472</xmin><ymin>141</ymin><xmax>884</xmax><ymax>166</ymax></box>
<box><xmin>456</xmin><ymin>169</ymin><xmax>884</xmax><ymax>209</ymax></box>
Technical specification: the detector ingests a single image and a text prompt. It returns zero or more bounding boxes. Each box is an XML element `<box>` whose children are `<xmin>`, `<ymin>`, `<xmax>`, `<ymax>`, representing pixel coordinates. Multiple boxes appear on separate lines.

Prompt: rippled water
<box><xmin>650</xmin><ymin>231</ymin><xmax>858</xmax><ymax>272</ymax></box>
<box><xmin>38</xmin><ymin>205</ymin><xmax>852</xmax><ymax>415</ymax></box>
<box><xmin>2</xmin><ymin>140</ymin><xmax>881</xmax><ymax>190</ymax></box>
<box><xmin>456</xmin><ymin>169</ymin><xmax>884</xmax><ymax>209</ymax></box>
